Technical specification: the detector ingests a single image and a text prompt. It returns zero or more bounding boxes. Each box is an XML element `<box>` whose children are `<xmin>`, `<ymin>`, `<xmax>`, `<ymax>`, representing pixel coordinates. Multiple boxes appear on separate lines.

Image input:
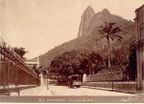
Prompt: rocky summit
<box><xmin>78</xmin><ymin>5</ymin><xmax>95</xmax><ymax>37</ymax></box>
<box><xmin>38</xmin><ymin>6</ymin><xmax>136</xmax><ymax>68</ymax></box>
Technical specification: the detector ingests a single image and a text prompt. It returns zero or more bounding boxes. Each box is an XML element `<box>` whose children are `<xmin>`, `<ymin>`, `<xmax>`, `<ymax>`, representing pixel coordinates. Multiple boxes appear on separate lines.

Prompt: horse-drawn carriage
<box><xmin>68</xmin><ymin>74</ymin><xmax>82</xmax><ymax>88</ymax></box>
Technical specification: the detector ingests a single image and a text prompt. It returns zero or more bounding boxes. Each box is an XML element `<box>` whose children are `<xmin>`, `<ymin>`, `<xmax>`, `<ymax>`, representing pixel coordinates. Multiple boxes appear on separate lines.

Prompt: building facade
<box><xmin>135</xmin><ymin>4</ymin><xmax>144</xmax><ymax>91</ymax></box>
<box><xmin>25</xmin><ymin>57</ymin><xmax>40</xmax><ymax>69</ymax></box>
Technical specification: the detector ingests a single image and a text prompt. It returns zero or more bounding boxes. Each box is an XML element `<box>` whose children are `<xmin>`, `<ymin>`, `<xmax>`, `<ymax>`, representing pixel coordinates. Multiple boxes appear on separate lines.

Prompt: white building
<box><xmin>25</xmin><ymin>57</ymin><xmax>40</xmax><ymax>68</ymax></box>
<box><xmin>25</xmin><ymin>57</ymin><xmax>44</xmax><ymax>85</ymax></box>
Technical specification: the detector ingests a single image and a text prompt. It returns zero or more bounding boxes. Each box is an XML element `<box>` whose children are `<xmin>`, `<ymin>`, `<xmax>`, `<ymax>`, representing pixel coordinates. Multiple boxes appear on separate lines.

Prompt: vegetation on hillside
<box><xmin>49</xmin><ymin>50</ymin><xmax>104</xmax><ymax>81</ymax></box>
<box><xmin>39</xmin><ymin>8</ymin><xmax>137</xmax><ymax>82</ymax></box>
<box><xmin>49</xmin><ymin>39</ymin><xmax>137</xmax><ymax>82</ymax></box>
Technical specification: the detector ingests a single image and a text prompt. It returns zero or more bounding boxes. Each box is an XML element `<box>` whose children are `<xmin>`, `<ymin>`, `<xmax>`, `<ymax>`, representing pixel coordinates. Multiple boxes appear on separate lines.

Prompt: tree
<box><xmin>49</xmin><ymin>50</ymin><xmax>104</xmax><ymax>82</ymax></box>
<box><xmin>13</xmin><ymin>47</ymin><xmax>27</xmax><ymax>58</ymax></box>
<box><xmin>32</xmin><ymin>65</ymin><xmax>41</xmax><ymax>75</ymax></box>
<box><xmin>99</xmin><ymin>22</ymin><xmax>122</xmax><ymax>69</ymax></box>
<box><xmin>88</xmin><ymin>52</ymin><xmax>104</xmax><ymax>74</ymax></box>
<box><xmin>127</xmin><ymin>41</ymin><xmax>137</xmax><ymax>80</ymax></box>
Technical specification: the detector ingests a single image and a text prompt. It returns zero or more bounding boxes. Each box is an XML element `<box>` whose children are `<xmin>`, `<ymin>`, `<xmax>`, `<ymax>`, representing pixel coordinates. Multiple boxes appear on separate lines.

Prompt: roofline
<box><xmin>25</xmin><ymin>62</ymin><xmax>39</xmax><ymax>64</ymax></box>
<box><xmin>135</xmin><ymin>4</ymin><xmax>144</xmax><ymax>12</ymax></box>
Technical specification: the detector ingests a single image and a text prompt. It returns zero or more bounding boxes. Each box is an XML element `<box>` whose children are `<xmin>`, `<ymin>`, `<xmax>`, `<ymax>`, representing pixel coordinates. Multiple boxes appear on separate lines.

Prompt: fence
<box><xmin>0</xmin><ymin>37</ymin><xmax>40</xmax><ymax>95</ymax></box>
<box><xmin>86</xmin><ymin>71</ymin><xmax>125</xmax><ymax>82</ymax></box>
<box><xmin>84</xmin><ymin>71</ymin><xmax>137</xmax><ymax>92</ymax></box>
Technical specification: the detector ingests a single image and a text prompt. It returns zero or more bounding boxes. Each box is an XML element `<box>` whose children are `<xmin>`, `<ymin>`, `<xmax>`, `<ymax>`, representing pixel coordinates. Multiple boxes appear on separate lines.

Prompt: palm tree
<box><xmin>99</xmin><ymin>22</ymin><xmax>122</xmax><ymax>69</ymax></box>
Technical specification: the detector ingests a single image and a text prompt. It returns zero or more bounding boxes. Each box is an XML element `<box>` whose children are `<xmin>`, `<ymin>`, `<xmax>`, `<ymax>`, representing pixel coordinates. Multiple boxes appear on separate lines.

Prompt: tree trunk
<box><xmin>108</xmin><ymin>38</ymin><xmax>113</xmax><ymax>90</ymax></box>
<box><xmin>107</xmin><ymin>38</ymin><xmax>111</xmax><ymax>69</ymax></box>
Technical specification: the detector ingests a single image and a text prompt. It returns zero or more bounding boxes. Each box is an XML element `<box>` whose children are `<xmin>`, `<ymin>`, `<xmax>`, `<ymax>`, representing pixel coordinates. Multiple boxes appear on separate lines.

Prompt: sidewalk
<box><xmin>10</xmin><ymin>85</ymin><xmax>53</xmax><ymax>96</ymax></box>
<box><xmin>82</xmin><ymin>86</ymin><xmax>137</xmax><ymax>94</ymax></box>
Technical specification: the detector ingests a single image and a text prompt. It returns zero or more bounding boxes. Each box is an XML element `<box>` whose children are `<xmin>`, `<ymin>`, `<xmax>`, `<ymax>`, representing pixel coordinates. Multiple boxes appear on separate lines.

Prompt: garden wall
<box><xmin>83</xmin><ymin>81</ymin><xmax>136</xmax><ymax>93</ymax></box>
<box><xmin>84</xmin><ymin>72</ymin><xmax>137</xmax><ymax>92</ymax></box>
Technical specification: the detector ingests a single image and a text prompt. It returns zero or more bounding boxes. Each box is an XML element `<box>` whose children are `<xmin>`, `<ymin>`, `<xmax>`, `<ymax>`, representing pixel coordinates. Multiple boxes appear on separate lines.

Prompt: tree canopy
<box><xmin>13</xmin><ymin>47</ymin><xmax>27</xmax><ymax>58</ymax></box>
<box><xmin>126</xmin><ymin>41</ymin><xmax>137</xmax><ymax>80</ymax></box>
<box><xmin>49</xmin><ymin>50</ymin><xmax>104</xmax><ymax>77</ymax></box>
<box><xmin>99</xmin><ymin>22</ymin><xmax>122</xmax><ymax>69</ymax></box>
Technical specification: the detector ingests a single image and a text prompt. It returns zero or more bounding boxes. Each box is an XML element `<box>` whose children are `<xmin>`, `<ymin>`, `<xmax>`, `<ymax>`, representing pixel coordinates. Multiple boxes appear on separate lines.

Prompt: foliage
<box><xmin>111</xmin><ymin>45</ymin><xmax>129</xmax><ymax>72</ymax></box>
<box><xmin>99</xmin><ymin>22</ymin><xmax>122</xmax><ymax>41</ymax></box>
<box><xmin>126</xmin><ymin>41</ymin><xmax>137</xmax><ymax>80</ymax></box>
<box><xmin>32</xmin><ymin>65</ymin><xmax>41</xmax><ymax>75</ymax></box>
<box><xmin>13</xmin><ymin>47</ymin><xmax>27</xmax><ymax>58</ymax></box>
<box><xmin>49</xmin><ymin>50</ymin><xmax>104</xmax><ymax>78</ymax></box>
<box><xmin>99</xmin><ymin>22</ymin><xmax>122</xmax><ymax>69</ymax></box>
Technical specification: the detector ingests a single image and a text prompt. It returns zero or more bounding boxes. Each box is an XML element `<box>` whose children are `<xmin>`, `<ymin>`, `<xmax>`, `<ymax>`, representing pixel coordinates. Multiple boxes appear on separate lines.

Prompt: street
<box><xmin>10</xmin><ymin>85</ymin><xmax>135</xmax><ymax>96</ymax></box>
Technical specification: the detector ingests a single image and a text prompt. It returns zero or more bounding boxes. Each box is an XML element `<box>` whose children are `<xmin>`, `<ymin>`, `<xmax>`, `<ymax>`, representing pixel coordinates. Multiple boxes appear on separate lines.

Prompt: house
<box><xmin>135</xmin><ymin>4</ymin><xmax>144</xmax><ymax>91</ymax></box>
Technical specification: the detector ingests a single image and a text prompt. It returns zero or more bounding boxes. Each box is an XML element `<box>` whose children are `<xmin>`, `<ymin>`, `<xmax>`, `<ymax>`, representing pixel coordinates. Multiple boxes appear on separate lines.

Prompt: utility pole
<box><xmin>3</xmin><ymin>42</ymin><xmax>6</xmax><ymax>92</ymax></box>
<box><xmin>47</xmin><ymin>70</ymin><xmax>49</xmax><ymax>90</ymax></box>
<box><xmin>45</xmin><ymin>56</ymin><xmax>49</xmax><ymax>90</ymax></box>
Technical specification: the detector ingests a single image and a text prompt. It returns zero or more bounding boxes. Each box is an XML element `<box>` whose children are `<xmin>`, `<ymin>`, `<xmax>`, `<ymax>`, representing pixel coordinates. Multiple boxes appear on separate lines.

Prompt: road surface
<box><xmin>10</xmin><ymin>85</ymin><xmax>135</xmax><ymax>96</ymax></box>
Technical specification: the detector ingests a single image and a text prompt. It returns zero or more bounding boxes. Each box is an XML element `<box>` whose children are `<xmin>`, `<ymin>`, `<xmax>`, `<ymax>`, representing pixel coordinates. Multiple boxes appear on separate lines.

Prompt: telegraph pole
<box><xmin>45</xmin><ymin>56</ymin><xmax>49</xmax><ymax>90</ymax></box>
<box><xmin>3</xmin><ymin>42</ymin><xmax>6</xmax><ymax>91</ymax></box>
<box><xmin>47</xmin><ymin>70</ymin><xmax>49</xmax><ymax>90</ymax></box>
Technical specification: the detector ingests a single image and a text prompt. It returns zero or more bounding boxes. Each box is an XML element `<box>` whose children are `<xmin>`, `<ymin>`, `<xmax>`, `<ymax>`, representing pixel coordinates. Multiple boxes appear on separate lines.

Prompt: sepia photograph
<box><xmin>0</xmin><ymin>0</ymin><xmax>144</xmax><ymax>103</ymax></box>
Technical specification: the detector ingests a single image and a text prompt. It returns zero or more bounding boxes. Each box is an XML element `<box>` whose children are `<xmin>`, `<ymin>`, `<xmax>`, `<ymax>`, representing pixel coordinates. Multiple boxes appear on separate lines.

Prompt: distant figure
<box><xmin>39</xmin><ymin>73</ymin><xmax>44</xmax><ymax>85</ymax></box>
<box><xmin>83</xmin><ymin>73</ymin><xmax>87</xmax><ymax>82</ymax></box>
<box><xmin>68</xmin><ymin>76</ymin><xmax>73</xmax><ymax>88</ymax></box>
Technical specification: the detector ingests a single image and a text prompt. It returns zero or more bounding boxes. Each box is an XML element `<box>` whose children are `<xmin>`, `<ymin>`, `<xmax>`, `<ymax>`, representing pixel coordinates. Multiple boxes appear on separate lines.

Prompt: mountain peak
<box><xmin>101</xmin><ymin>9</ymin><xmax>111</xmax><ymax>15</ymax></box>
<box><xmin>84</xmin><ymin>5</ymin><xmax>95</xmax><ymax>14</ymax></box>
<box><xmin>78</xmin><ymin>5</ymin><xmax>95</xmax><ymax>37</ymax></box>
<box><xmin>86</xmin><ymin>5</ymin><xmax>93</xmax><ymax>10</ymax></box>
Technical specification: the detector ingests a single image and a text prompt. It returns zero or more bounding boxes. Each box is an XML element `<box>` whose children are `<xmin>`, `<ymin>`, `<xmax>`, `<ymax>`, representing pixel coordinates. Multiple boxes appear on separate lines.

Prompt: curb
<box><xmin>82</xmin><ymin>86</ymin><xmax>136</xmax><ymax>94</ymax></box>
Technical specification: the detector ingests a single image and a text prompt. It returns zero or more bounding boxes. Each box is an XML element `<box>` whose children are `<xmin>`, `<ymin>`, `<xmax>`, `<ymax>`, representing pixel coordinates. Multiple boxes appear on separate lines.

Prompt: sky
<box><xmin>0</xmin><ymin>0</ymin><xmax>143</xmax><ymax>59</ymax></box>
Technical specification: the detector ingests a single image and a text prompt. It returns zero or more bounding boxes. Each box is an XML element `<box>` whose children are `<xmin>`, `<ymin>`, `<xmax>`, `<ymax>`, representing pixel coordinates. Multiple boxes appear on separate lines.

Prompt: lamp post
<box><xmin>111</xmin><ymin>70</ymin><xmax>114</xmax><ymax>90</ymax></box>
<box><xmin>47</xmin><ymin>70</ymin><xmax>49</xmax><ymax>90</ymax></box>
<box><xmin>45</xmin><ymin>56</ymin><xmax>49</xmax><ymax>90</ymax></box>
<box><xmin>3</xmin><ymin>42</ymin><xmax>6</xmax><ymax>93</ymax></box>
